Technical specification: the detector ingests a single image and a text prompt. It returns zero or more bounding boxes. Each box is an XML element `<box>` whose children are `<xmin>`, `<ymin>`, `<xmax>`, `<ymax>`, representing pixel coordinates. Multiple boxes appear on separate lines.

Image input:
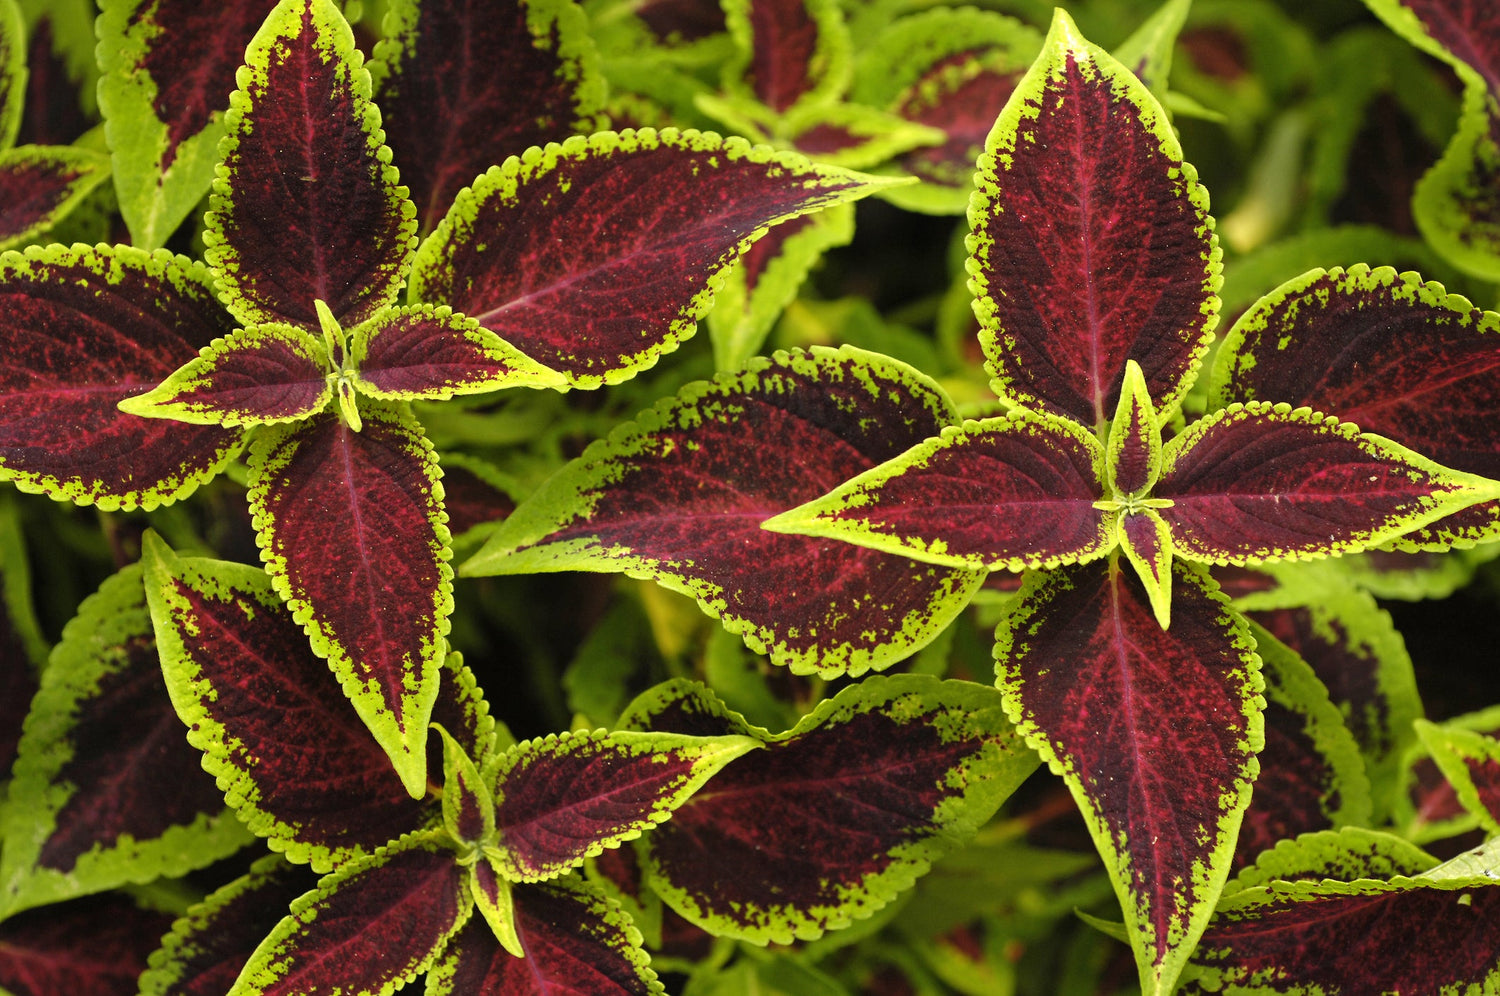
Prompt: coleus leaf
<box><xmin>118</xmin><ymin>323</ymin><xmax>333</xmax><ymax>428</ymax></box>
<box><xmin>1224</xmin><ymin>825</ymin><xmax>1437</xmax><ymax>895</ymax></box>
<box><xmin>0</xmin><ymin>893</ymin><xmax>175</xmax><ymax>996</ymax></box>
<box><xmin>141</xmin><ymin>535</ymin><xmax>441</xmax><ymax>872</ymax></box>
<box><xmin>486</xmin><ymin>728</ymin><xmax>759</xmax><ymax>882</ymax></box>
<box><xmin>722</xmin><ymin>0</ymin><xmax>849</xmax><ymax>114</ymax></box>
<box><xmin>369</xmin><ymin>0</ymin><xmax>606</xmax><ymax>233</ymax></box>
<box><xmin>1232</xmin><ymin>623</ymin><xmax>1372</xmax><ymax>871</ymax></box>
<box><xmin>1182</xmin><ymin>873</ymin><xmax>1500</xmax><ymax>994</ymax></box>
<box><xmin>464</xmin><ymin>346</ymin><xmax>985</xmax><ymax>676</ymax></box>
<box><xmin>0</xmin><ymin>563</ymin><xmax>251</xmax><ymax>919</ymax></box>
<box><xmin>439</xmin><ymin>727</ymin><xmax>493</xmax><ymax>848</ymax></box>
<box><xmin>763</xmin><ymin>409</ymin><xmax>1111</xmax><ymax>573</ymax></box>
<box><xmin>1209</xmin><ymin>264</ymin><xmax>1500</xmax><ymax>547</ymax></box>
<box><xmin>993</xmin><ymin>557</ymin><xmax>1262</xmax><ymax>996</ymax></box>
<box><xmin>1414</xmin><ymin>718</ymin><xmax>1500</xmax><ymax>834</ymax></box>
<box><xmin>429</xmin><ymin>875</ymin><xmax>663</xmax><ymax>996</ymax></box>
<box><xmin>228</xmin><ymin>831</ymin><xmax>471</xmax><ymax>996</ymax></box>
<box><xmin>0</xmin><ymin>243</ymin><xmax>245</xmax><ymax>511</ymax></box>
<box><xmin>1154</xmin><ymin>402</ymin><xmax>1500</xmax><ymax>564</ymax></box>
<box><xmin>247</xmin><ymin>402</ymin><xmax>450</xmax><ymax>798</ymax></box>
<box><xmin>408</xmin><ymin>128</ymin><xmax>903</xmax><ymax>388</ymax></box>
<box><xmin>95</xmin><ymin>0</ymin><xmax>278</xmax><ymax>248</ymax></box>
<box><xmin>627</xmin><ymin>675</ymin><xmax>1039</xmax><ymax>944</ymax></box>
<box><xmin>0</xmin><ymin>146</ymin><xmax>111</xmax><ymax>252</ymax></box>
<box><xmin>137</xmin><ymin>855</ymin><xmax>321</xmax><ymax>996</ymax></box>
<box><xmin>968</xmin><ymin>8</ymin><xmax>1220</xmax><ymax>428</ymax></box>
<box><xmin>203</xmin><ymin>0</ymin><xmax>417</xmax><ymax>330</ymax></box>
<box><xmin>470</xmin><ymin>859</ymin><xmax>522</xmax><ymax>959</ymax></box>
<box><xmin>0</xmin><ymin>0</ymin><xmax>22</xmax><ymax>150</ymax></box>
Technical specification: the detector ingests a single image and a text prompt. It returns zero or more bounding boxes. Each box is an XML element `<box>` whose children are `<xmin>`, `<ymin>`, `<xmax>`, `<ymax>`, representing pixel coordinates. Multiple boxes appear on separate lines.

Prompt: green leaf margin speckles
<box><xmin>1414</xmin><ymin>718</ymin><xmax>1500</xmax><ymax>835</ymax></box>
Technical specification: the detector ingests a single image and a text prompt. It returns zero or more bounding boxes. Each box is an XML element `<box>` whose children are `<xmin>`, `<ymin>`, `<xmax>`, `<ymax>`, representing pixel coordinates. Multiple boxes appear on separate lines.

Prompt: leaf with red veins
<box><xmin>1156</xmin><ymin>402</ymin><xmax>1500</xmax><ymax>566</ymax></box>
<box><xmin>119</xmin><ymin>323</ymin><xmax>333</xmax><ymax>428</ymax></box>
<box><xmin>370</xmin><ymin>0</ymin><xmax>606</xmax><ymax>234</ymax></box>
<box><xmin>142</xmin><ymin>536</ymin><xmax>442</xmax><ymax>871</ymax></box>
<box><xmin>968</xmin><ymin>9</ymin><xmax>1220</xmax><ymax>428</ymax></box>
<box><xmin>349</xmin><ymin>304</ymin><xmax>566</xmax><ymax>401</ymax></box>
<box><xmin>463</xmin><ymin>346</ymin><xmax>984</xmax><ymax>677</ymax></box>
<box><xmin>203</xmin><ymin>0</ymin><xmax>417</xmax><ymax>330</ymax></box>
<box><xmin>765</xmin><ymin>409</ymin><xmax>1111</xmax><ymax>573</ymax></box>
<box><xmin>0</xmin><ymin>894</ymin><xmax>175</xmax><ymax>996</ymax></box>
<box><xmin>723</xmin><ymin>0</ymin><xmax>848</xmax><ymax>114</ymax></box>
<box><xmin>438</xmin><ymin>726</ymin><xmax>493</xmax><ymax>848</ymax></box>
<box><xmin>1414</xmin><ymin>719</ymin><xmax>1500</xmax><ymax>833</ymax></box>
<box><xmin>1210</xmin><ymin>264</ymin><xmax>1500</xmax><ymax>547</ymax></box>
<box><xmin>430</xmin><ymin>875</ymin><xmax>662</xmax><ymax>996</ymax></box>
<box><xmin>0</xmin><ymin>146</ymin><xmax>112</xmax><ymax>251</ymax></box>
<box><xmin>1118</xmin><ymin>510</ymin><xmax>1173</xmax><ymax>628</ymax></box>
<box><xmin>1105</xmin><ymin>360</ymin><xmax>1161</xmax><ymax>499</ymax></box>
<box><xmin>0</xmin><ymin>243</ymin><xmax>244</xmax><ymax>511</ymax></box>
<box><xmin>408</xmin><ymin>128</ymin><xmax>902</xmax><ymax>388</ymax></box>
<box><xmin>248</xmin><ymin>402</ymin><xmax>451</xmax><ymax>798</ymax></box>
<box><xmin>993</xmin><ymin>557</ymin><xmax>1263</xmax><ymax>996</ymax></box>
<box><xmin>228</xmin><ymin>832</ymin><xmax>471</xmax><ymax>996</ymax></box>
<box><xmin>470</xmin><ymin>858</ymin><xmax>522</xmax><ymax>959</ymax></box>
<box><xmin>488</xmin><ymin>729</ymin><xmax>758</xmax><ymax>882</ymax></box>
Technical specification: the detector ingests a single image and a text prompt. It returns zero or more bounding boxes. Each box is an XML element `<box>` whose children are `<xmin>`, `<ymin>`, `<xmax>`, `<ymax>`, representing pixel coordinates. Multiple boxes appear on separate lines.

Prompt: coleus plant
<box><xmin>0</xmin><ymin>0</ymin><xmax>896</xmax><ymax>795</ymax></box>
<box><xmin>139</xmin><ymin>532</ymin><xmax>760</xmax><ymax>996</ymax></box>
<box><xmin>752</xmin><ymin>11</ymin><xmax>1500</xmax><ymax>993</ymax></box>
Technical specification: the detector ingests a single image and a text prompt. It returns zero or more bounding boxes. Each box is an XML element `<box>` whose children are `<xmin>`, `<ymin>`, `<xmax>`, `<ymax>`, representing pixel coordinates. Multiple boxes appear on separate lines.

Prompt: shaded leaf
<box><xmin>1415</xmin><ymin>719</ymin><xmax>1500</xmax><ymax>833</ymax></box>
<box><xmin>723</xmin><ymin>0</ymin><xmax>848</xmax><ymax>114</ymax></box>
<box><xmin>1227</xmin><ymin>826</ymin><xmax>1437</xmax><ymax>894</ymax></box>
<box><xmin>0</xmin><ymin>893</ymin><xmax>174</xmax><ymax>996</ymax></box>
<box><xmin>0</xmin><ymin>145</ymin><xmax>110</xmax><ymax>251</ymax></box>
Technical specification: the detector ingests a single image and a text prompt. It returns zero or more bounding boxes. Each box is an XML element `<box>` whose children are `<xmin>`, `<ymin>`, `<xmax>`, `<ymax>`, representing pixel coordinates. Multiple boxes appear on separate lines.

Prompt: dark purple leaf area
<box><xmin>1187</xmin><ymin>883</ymin><xmax>1500</xmax><ymax>994</ymax></box>
<box><xmin>1250</xmin><ymin>607</ymin><xmax>1391</xmax><ymax>764</ymax></box>
<box><xmin>442</xmin><ymin>881</ymin><xmax>655</xmax><ymax>995</ymax></box>
<box><xmin>0</xmin><ymin>248</ymin><xmax>241</xmax><ymax>505</ymax></box>
<box><xmin>637</xmin><ymin>0</ymin><xmax>725</xmax><ymax>43</ymax></box>
<box><xmin>494</xmin><ymin>738</ymin><xmax>700</xmax><ymax>877</ymax></box>
<box><xmin>1463</xmin><ymin>751</ymin><xmax>1500</xmax><ymax>822</ymax></box>
<box><xmin>0</xmin><ymin>154</ymin><xmax>95</xmax><ymax>243</ymax></box>
<box><xmin>998</xmin><ymin>559</ymin><xmax>1258</xmax><ymax>969</ymax></box>
<box><xmin>167</xmin><ymin>575</ymin><xmax>435</xmax><ymax>853</ymax></box>
<box><xmin>165</xmin><ymin>330</ymin><xmax>330</xmax><ymax>421</ymax></box>
<box><xmin>821</xmin><ymin>419</ymin><xmax>1107</xmax><ymax>566</ymax></box>
<box><xmin>792</xmin><ymin>122</ymin><xmax>864</xmax><ymax>156</ymax></box>
<box><xmin>16</xmin><ymin>18</ymin><xmax>91</xmax><ymax>147</ymax></box>
<box><xmin>646</xmin><ymin>710</ymin><xmax>983</xmax><ymax>924</ymax></box>
<box><xmin>894</xmin><ymin>54</ymin><xmax>1022</xmax><ymax>189</ymax></box>
<box><xmin>740</xmin><ymin>216</ymin><xmax>806</xmax><ymax>295</ymax></box>
<box><xmin>1401</xmin><ymin>0</ymin><xmax>1500</xmax><ymax>99</ymax></box>
<box><xmin>1215</xmin><ymin>270</ymin><xmax>1500</xmax><ymax>542</ymax></box>
<box><xmin>522</xmin><ymin>352</ymin><xmax>974</xmax><ymax>662</ymax></box>
<box><xmin>1157</xmin><ymin>410</ymin><xmax>1466</xmax><ymax>561</ymax></box>
<box><xmin>0</xmin><ymin>894</ymin><xmax>173</xmax><ymax>996</ymax></box>
<box><xmin>375</xmin><ymin>0</ymin><xmax>594</xmax><ymax>232</ymax></box>
<box><xmin>0</xmin><ymin>609</ymin><xmax>36</xmax><ymax>777</ymax></box>
<box><xmin>38</xmin><ymin>635</ymin><xmax>224</xmax><ymax>871</ymax></box>
<box><xmin>441</xmin><ymin>463</ymin><xmax>514</xmax><ymax>536</ymax></box>
<box><xmin>450</xmin><ymin>764</ymin><xmax>488</xmax><ymax>845</ymax></box>
<box><xmin>356</xmin><ymin>311</ymin><xmax>520</xmax><ymax>396</ymax></box>
<box><xmin>213</xmin><ymin>0</ymin><xmax>410</xmax><ymax>328</ymax></box>
<box><xmin>1407</xmin><ymin>755</ymin><xmax>1468</xmax><ymax>830</ymax></box>
<box><xmin>1111</xmin><ymin>395</ymin><xmax>1155</xmax><ymax>497</ymax></box>
<box><xmin>974</xmin><ymin>51</ymin><xmax>1213</xmax><ymax>427</ymax></box>
<box><xmin>745</xmin><ymin>0</ymin><xmax>821</xmax><ymax>112</ymax></box>
<box><xmin>252</xmin><ymin>409</ymin><xmax>444</xmax><ymax>728</ymax></box>
<box><xmin>1232</xmin><ymin>697</ymin><xmax>1338</xmax><ymax>871</ymax></box>
<box><xmin>126</xmin><ymin>0</ymin><xmax>278</xmax><ymax>172</ymax></box>
<box><xmin>154</xmin><ymin>861</ymin><xmax>319</xmax><ymax>996</ymax></box>
<box><xmin>419</xmin><ymin>137</ymin><xmax>867</xmax><ymax>379</ymax></box>
<box><xmin>258</xmin><ymin>844</ymin><xmax>465</xmax><ymax>996</ymax></box>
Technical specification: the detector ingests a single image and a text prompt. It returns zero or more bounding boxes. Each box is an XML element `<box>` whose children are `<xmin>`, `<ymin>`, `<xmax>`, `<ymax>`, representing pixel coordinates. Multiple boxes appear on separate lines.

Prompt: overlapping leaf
<box><xmin>0</xmin><ymin>243</ymin><xmax>244</xmax><ymax>510</ymax></box>
<box><xmin>993</xmin><ymin>557</ymin><xmax>1263</xmax><ymax>996</ymax></box>
<box><xmin>627</xmin><ymin>675</ymin><xmax>1037</xmax><ymax>944</ymax></box>
<box><xmin>408</xmin><ymin>129</ymin><xmax>902</xmax><ymax>387</ymax></box>
<box><xmin>967</xmin><ymin>10</ymin><xmax>1220</xmax><ymax>428</ymax></box>
<box><xmin>370</xmin><ymin>0</ymin><xmax>606</xmax><ymax>233</ymax></box>
<box><xmin>722</xmin><ymin>0</ymin><xmax>848</xmax><ymax>114</ymax></box>
<box><xmin>463</xmin><ymin>346</ymin><xmax>985</xmax><ymax>676</ymax></box>
<box><xmin>0</xmin><ymin>564</ymin><xmax>250</xmax><ymax>919</ymax></box>
<box><xmin>0</xmin><ymin>893</ymin><xmax>175</xmax><ymax>996</ymax></box>
<box><xmin>1415</xmin><ymin>718</ymin><xmax>1500</xmax><ymax>833</ymax></box>
<box><xmin>247</xmin><ymin>403</ymin><xmax>451</xmax><ymax>797</ymax></box>
<box><xmin>1210</xmin><ymin>264</ymin><xmax>1500</xmax><ymax>546</ymax></box>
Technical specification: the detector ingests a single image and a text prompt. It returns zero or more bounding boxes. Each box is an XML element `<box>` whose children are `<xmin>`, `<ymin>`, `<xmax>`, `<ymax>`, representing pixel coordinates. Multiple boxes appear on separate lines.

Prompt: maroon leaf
<box><xmin>232</xmin><ymin>834</ymin><xmax>470</xmax><ymax>996</ymax></box>
<box><xmin>1156</xmin><ymin>404</ymin><xmax>1493</xmax><ymax>564</ymax></box>
<box><xmin>464</xmin><ymin>347</ymin><xmax>984</xmax><ymax>676</ymax></box>
<box><xmin>634</xmin><ymin>675</ymin><xmax>1036</xmax><ymax>943</ymax></box>
<box><xmin>0</xmin><ymin>147</ymin><xmax>110</xmax><ymax>250</ymax></box>
<box><xmin>0</xmin><ymin>895</ymin><xmax>174</xmax><ymax>996</ymax></box>
<box><xmin>17</xmin><ymin>16</ymin><xmax>91</xmax><ymax>148</ymax></box>
<box><xmin>729</xmin><ymin>0</ymin><xmax>839</xmax><ymax>113</ymax></box>
<box><xmin>1211</xmin><ymin>265</ymin><xmax>1500</xmax><ymax>545</ymax></box>
<box><xmin>137</xmin><ymin>856</ymin><xmax>320</xmax><ymax>996</ymax></box>
<box><xmin>350</xmin><ymin>304</ymin><xmax>565</xmax><ymax>400</ymax></box>
<box><xmin>143</xmin><ymin>541</ymin><xmax>439</xmax><ymax>871</ymax></box>
<box><xmin>432</xmin><ymin>876</ymin><xmax>659</xmax><ymax>996</ymax></box>
<box><xmin>204</xmin><ymin>0</ymin><xmax>416</xmax><ymax>329</ymax></box>
<box><xmin>371</xmin><ymin>0</ymin><xmax>605</xmax><ymax>232</ymax></box>
<box><xmin>437</xmin><ymin>455</ymin><xmax>516</xmax><ymax>538</ymax></box>
<box><xmin>970</xmin><ymin>13</ymin><xmax>1219</xmax><ymax>427</ymax></box>
<box><xmin>247</xmin><ymin>403</ymin><xmax>451</xmax><ymax>797</ymax></box>
<box><xmin>1394</xmin><ymin>0</ymin><xmax>1500</xmax><ymax>97</ymax></box>
<box><xmin>0</xmin><ymin>244</ymin><xmax>244</xmax><ymax>510</ymax></box>
<box><xmin>993</xmin><ymin>557</ymin><xmax>1262</xmax><ymax>994</ymax></box>
<box><xmin>409</xmin><ymin>129</ymin><xmax>892</xmax><ymax>387</ymax></box>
